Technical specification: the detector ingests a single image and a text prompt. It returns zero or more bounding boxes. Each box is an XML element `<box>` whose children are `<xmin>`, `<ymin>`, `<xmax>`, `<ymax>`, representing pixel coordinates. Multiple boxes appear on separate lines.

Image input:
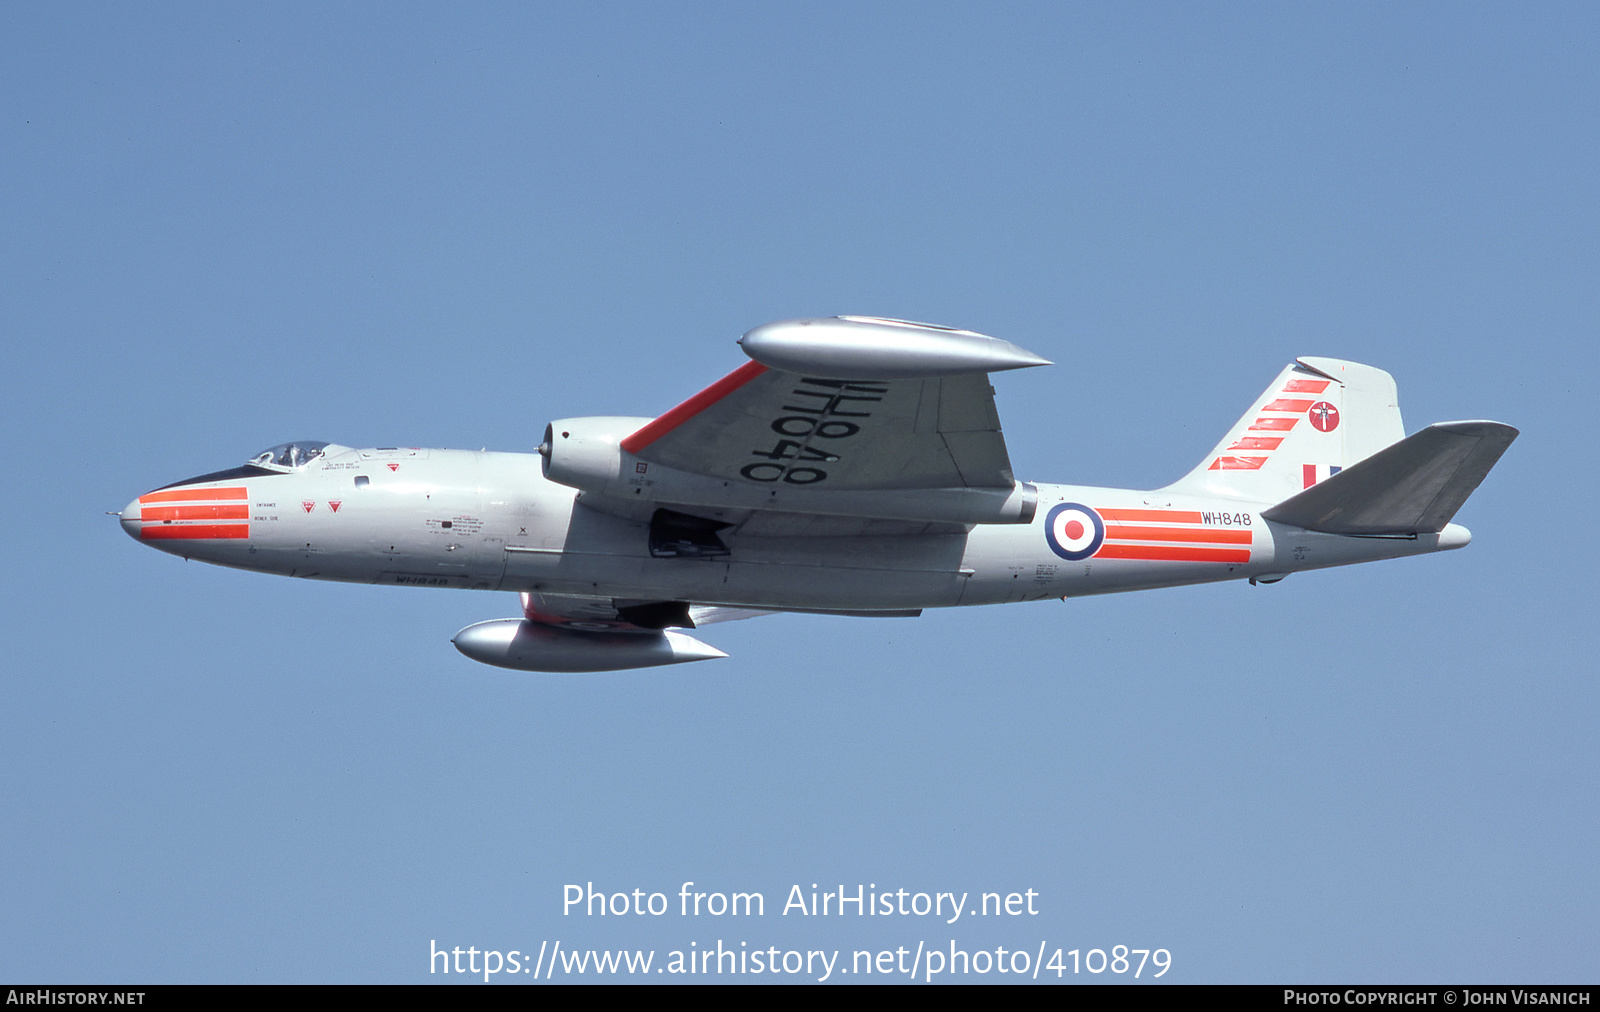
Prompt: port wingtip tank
<box><xmin>452</xmin><ymin>619</ymin><xmax>728</xmax><ymax>673</ymax></box>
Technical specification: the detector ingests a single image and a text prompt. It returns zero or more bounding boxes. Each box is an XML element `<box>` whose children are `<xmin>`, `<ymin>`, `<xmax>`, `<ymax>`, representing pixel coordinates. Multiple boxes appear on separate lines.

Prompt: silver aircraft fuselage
<box><xmin>121</xmin><ymin>444</ymin><xmax>1466</xmax><ymax>611</ymax></box>
<box><xmin>121</xmin><ymin>317</ymin><xmax>1515</xmax><ymax>671</ymax></box>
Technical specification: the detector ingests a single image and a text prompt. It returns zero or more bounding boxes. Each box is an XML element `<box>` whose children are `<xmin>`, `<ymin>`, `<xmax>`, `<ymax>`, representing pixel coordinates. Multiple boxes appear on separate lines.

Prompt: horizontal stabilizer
<box><xmin>1262</xmin><ymin>421</ymin><xmax>1518</xmax><ymax>535</ymax></box>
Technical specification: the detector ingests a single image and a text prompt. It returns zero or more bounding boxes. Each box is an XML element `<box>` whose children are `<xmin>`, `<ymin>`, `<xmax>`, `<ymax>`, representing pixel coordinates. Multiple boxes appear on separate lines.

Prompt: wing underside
<box><xmin>625</xmin><ymin>365</ymin><xmax>1018</xmax><ymax>491</ymax></box>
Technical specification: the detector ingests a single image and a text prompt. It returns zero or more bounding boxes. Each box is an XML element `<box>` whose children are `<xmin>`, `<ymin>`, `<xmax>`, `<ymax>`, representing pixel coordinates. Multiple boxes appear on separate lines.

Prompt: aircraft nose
<box><xmin>119</xmin><ymin>497</ymin><xmax>143</xmax><ymax>540</ymax></box>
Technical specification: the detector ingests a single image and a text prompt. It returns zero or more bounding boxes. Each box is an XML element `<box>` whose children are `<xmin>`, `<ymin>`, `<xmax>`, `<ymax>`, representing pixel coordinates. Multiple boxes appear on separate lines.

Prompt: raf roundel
<box><xmin>1044</xmin><ymin>502</ymin><xmax>1105</xmax><ymax>561</ymax></box>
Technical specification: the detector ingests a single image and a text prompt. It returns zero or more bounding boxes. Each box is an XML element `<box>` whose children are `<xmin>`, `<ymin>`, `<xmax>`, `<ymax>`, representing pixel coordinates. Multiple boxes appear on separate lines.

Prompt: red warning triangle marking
<box><xmin>301</xmin><ymin>501</ymin><xmax>316</xmax><ymax>512</ymax></box>
<box><xmin>328</xmin><ymin>501</ymin><xmax>342</xmax><ymax>512</ymax></box>
<box><xmin>386</xmin><ymin>463</ymin><xmax>399</xmax><ymax>472</ymax></box>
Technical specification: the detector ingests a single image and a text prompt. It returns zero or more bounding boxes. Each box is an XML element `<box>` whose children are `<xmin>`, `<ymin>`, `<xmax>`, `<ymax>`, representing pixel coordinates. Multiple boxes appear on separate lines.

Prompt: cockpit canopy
<box><xmin>249</xmin><ymin>441</ymin><xmax>331</xmax><ymax>471</ymax></box>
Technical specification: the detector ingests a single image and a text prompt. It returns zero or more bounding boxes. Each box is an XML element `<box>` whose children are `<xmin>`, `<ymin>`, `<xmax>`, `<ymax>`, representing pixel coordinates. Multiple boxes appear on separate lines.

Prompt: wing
<box><xmin>541</xmin><ymin>317</ymin><xmax>1051</xmax><ymax>526</ymax></box>
<box><xmin>621</xmin><ymin>316</ymin><xmax>1049</xmax><ymax>493</ymax></box>
<box><xmin>624</xmin><ymin>365</ymin><xmax>1017</xmax><ymax>490</ymax></box>
<box><xmin>520</xmin><ymin>591</ymin><xmax>776</xmax><ymax>631</ymax></box>
<box><xmin>519</xmin><ymin>592</ymin><xmax>915</xmax><ymax>631</ymax></box>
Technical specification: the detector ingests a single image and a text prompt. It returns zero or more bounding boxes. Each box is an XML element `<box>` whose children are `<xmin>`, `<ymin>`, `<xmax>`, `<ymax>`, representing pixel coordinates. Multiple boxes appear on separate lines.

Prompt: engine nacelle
<box><xmin>452</xmin><ymin>618</ymin><xmax>728</xmax><ymax>672</ymax></box>
<box><xmin>540</xmin><ymin>417</ymin><xmax>649</xmax><ymax>493</ymax></box>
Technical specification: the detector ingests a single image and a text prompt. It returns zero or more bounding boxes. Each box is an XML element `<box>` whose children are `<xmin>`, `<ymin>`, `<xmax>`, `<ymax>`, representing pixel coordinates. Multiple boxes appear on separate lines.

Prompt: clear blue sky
<box><xmin>4</xmin><ymin>2</ymin><xmax>1595</xmax><ymax>983</ymax></box>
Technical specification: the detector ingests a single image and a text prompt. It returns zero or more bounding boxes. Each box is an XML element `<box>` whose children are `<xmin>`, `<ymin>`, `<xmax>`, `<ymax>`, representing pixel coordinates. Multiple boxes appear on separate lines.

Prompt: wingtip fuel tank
<box><xmin>452</xmin><ymin>619</ymin><xmax>729</xmax><ymax>673</ymax></box>
<box><xmin>738</xmin><ymin>315</ymin><xmax>1052</xmax><ymax>380</ymax></box>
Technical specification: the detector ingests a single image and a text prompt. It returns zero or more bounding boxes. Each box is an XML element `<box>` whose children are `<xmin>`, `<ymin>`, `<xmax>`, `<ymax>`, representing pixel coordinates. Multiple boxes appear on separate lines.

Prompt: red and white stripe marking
<box><xmin>1094</xmin><ymin>508</ymin><xmax>1252</xmax><ymax>564</ymax></box>
<box><xmin>135</xmin><ymin>487</ymin><xmax>249</xmax><ymax>540</ymax></box>
<box><xmin>1209</xmin><ymin>377</ymin><xmax>1332</xmax><ymax>471</ymax></box>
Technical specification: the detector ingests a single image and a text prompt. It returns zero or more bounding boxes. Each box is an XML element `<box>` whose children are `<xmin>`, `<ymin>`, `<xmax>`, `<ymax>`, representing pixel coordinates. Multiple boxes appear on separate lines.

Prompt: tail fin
<box><xmin>1261</xmin><ymin>421</ymin><xmax>1518</xmax><ymax>534</ymax></box>
<box><xmin>1165</xmin><ymin>357</ymin><xmax>1405</xmax><ymax>503</ymax></box>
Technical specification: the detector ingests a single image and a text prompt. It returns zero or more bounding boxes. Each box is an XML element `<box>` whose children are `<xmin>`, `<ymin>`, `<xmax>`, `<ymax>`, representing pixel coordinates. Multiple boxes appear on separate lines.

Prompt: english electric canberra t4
<box><xmin>121</xmin><ymin>317</ymin><xmax>1517</xmax><ymax>671</ymax></box>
